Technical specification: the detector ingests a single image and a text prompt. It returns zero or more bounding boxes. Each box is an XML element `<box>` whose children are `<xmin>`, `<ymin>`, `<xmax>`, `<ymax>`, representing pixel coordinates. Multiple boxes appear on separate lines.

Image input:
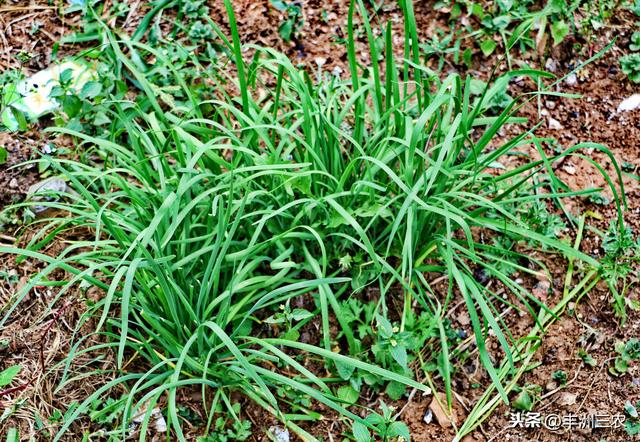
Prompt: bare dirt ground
<box><xmin>1</xmin><ymin>1</ymin><xmax>639</xmax><ymax>441</ymax></box>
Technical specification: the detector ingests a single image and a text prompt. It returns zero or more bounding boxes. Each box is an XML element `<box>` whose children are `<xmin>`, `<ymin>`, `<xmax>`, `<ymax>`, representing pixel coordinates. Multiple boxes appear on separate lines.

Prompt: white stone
<box><xmin>618</xmin><ymin>94</ymin><xmax>640</xmax><ymax>112</ymax></box>
<box><xmin>548</xmin><ymin>117</ymin><xmax>563</xmax><ymax>130</ymax></box>
<box><xmin>268</xmin><ymin>426</ymin><xmax>290</xmax><ymax>442</ymax></box>
<box><xmin>565</xmin><ymin>73</ymin><xmax>578</xmax><ymax>86</ymax></box>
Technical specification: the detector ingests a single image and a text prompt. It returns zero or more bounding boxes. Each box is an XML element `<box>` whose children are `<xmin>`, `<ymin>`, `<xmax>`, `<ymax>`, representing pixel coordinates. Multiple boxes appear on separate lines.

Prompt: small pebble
<box><xmin>428</xmin><ymin>393</ymin><xmax>457</xmax><ymax>428</ymax></box>
<box><xmin>565</xmin><ymin>73</ymin><xmax>578</xmax><ymax>86</ymax></box>
<box><xmin>548</xmin><ymin>117</ymin><xmax>564</xmax><ymax>130</ymax></box>
<box><xmin>268</xmin><ymin>426</ymin><xmax>290</xmax><ymax>442</ymax></box>
<box><xmin>558</xmin><ymin>392</ymin><xmax>577</xmax><ymax>406</ymax></box>
<box><xmin>424</xmin><ymin>409</ymin><xmax>433</xmax><ymax>424</ymax></box>
<box><xmin>545</xmin><ymin>58</ymin><xmax>558</xmax><ymax>73</ymax></box>
<box><xmin>533</xmin><ymin>279</ymin><xmax>551</xmax><ymax>297</ymax></box>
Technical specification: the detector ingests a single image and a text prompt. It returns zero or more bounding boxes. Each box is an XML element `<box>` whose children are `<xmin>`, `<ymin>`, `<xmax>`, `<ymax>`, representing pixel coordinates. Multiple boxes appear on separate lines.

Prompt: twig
<box><xmin>0</xmin><ymin>233</ymin><xmax>16</xmax><ymax>242</ymax></box>
<box><xmin>394</xmin><ymin>386</ymin><xmax>419</xmax><ymax>419</ymax></box>
<box><xmin>576</xmin><ymin>357</ymin><xmax>615</xmax><ymax>412</ymax></box>
<box><xmin>0</xmin><ymin>7</ymin><xmax>56</xmax><ymax>13</ymax></box>
<box><xmin>6</xmin><ymin>12</ymin><xmax>39</xmax><ymax>31</ymax></box>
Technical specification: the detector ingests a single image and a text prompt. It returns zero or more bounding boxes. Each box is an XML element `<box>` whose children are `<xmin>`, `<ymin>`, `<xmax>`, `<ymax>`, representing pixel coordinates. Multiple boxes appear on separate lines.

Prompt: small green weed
<box><xmin>511</xmin><ymin>383</ymin><xmax>542</xmax><ymax>411</ymax></box>
<box><xmin>264</xmin><ymin>303</ymin><xmax>314</xmax><ymax>341</ymax></box>
<box><xmin>352</xmin><ymin>401</ymin><xmax>410</xmax><ymax>442</ymax></box>
<box><xmin>609</xmin><ymin>338</ymin><xmax>640</xmax><ymax>376</ymax></box>
<box><xmin>625</xmin><ymin>401</ymin><xmax>640</xmax><ymax>436</ymax></box>
<box><xmin>601</xmin><ymin>222</ymin><xmax>639</xmax><ymax>318</ymax></box>
<box><xmin>630</xmin><ymin>31</ymin><xmax>640</xmax><ymax>51</ymax></box>
<box><xmin>88</xmin><ymin>395</ymin><xmax>127</xmax><ymax>426</ymax></box>
<box><xmin>551</xmin><ymin>369</ymin><xmax>567</xmax><ymax>385</ymax></box>
<box><xmin>621</xmin><ymin>53</ymin><xmax>640</xmax><ymax>82</ymax></box>
<box><xmin>621</xmin><ymin>30</ymin><xmax>640</xmax><ymax>83</ymax></box>
<box><xmin>434</xmin><ymin>0</ymin><xmax>619</xmax><ymax>65</ymax></box>
<box><xmin>578</xmin><ymin>348</ymin><xmax>597</xmax><ymax>367</ymax></box>
<box><xmin>197</xmin><ymin>404</ymin><xmax>252</xmax><ymax>442</ymax></box>
<box><xmin>270</xmin><ymin>0</ymin><xmax>304</xmax><ymax>42</ymax></box>
<box><xmin>0</xmin><ymin>364</ymin><xmax>21</xmax><ymax>387</ymax></box>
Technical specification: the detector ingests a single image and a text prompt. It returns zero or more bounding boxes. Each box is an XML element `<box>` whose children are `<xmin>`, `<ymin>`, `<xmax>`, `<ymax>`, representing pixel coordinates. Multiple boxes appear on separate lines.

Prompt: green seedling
<box><xmin>609</xmin><ymin>338</ymin><xmax>640</xmax><ymax>376</ymax></box>
<box><xmin>578</xmin><ymin>349</ymin><xmax>597</xmax><ymax>367</ymax></box>
<box><xmin>264</xmin><ymin>303</ymin><xmax>314</xmax><ymax>341</ymax></box>
<box><xmin>625</xmin><ymin>401</ymin><xmax>640</xmax><ymax>436</ymax></box>
<box><xmin>630</xmin><ymin>31</ymin><xmax>640</xmax><ymax>51</ymax></box>
<box><xmin>601</xmin><ymin>222</ymin><xmax>639</xmax><ymax>319</ymax></box>
<box><xmin>270</xmin><ymin>0</ymin><xmax>303</xmax><ymax>41</ymax></box>
<box><xmin>197</xmin><ymin>404</ymin><xmax>252</xmax><ymax>441</ymax></box>
<box><xmin>621</xmin><ymin>53</ymin><xmax>640</xmax><ymax>82</ymax></box>
<box><xmin>352</xmin><ymin>401</ymin><xmax>411</xmax><ymax>442</ymax></box>
<box><xmin>511</xmin><ymin>384</ymin><xmax>542</xmax><ymax>411</ymax></box>
<box><xmin>551</xmin><ymin>369</ymin><xmax>567</xmax><ymax>385</ymax></box>
<box><xmin>0</xmin><ymin>365</ymin><xmax>21</xmax><ymax>387</ymax></box>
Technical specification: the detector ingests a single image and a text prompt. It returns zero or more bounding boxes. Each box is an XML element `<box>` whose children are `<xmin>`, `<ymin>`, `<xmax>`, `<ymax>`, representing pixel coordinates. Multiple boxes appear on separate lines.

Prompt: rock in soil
<box><xmin>558</xmin><ymin>391</ymin><xmax>577</xmax><ymax>406</ymax></box>
<box><xmin>268</xmin><ymin>426</ymin><xmax>290</xmax><ymax>442</ymax></box>
<box><xmin>618</xmin><ymin>93</ymin><xmax>640</xmax><ymax>112</ymax></box>
<box><xmin>428</xmin><ymin>393</ymin><xmax>457</xmax><ymax>428</ymax></box>
<box><xmin>423</xmin><ymin>408</ymin><xmax>433</xmax><ymax>424</ymax></box>
<box><xmin>563</xmin><ymin>163</ymin><xmax>577</xmax><ymax>175</ymax></box>
<box><xmin>532</xmin><ymin>279</ymin><xmax>551</xmax><ymax>298</ymax></box>
<box><xmin>565</xmin><ymin>73</ymin><xmax>578</xmax><ymax>86</ymax></box>
<box><xmin>548</xmin><ymin>117</ymin><xmax>564</xmax><ymax>130</ymax></box>
<box><xmin>545</xmin><ymin>58</ymin><xmax>559</xmax><ymax>72</ymax></box>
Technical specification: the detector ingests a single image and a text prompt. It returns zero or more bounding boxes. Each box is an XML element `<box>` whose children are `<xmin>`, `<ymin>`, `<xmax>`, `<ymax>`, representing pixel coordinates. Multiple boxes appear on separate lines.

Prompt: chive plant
<box><xmin>0</xmin><ymin>0</ymin><xmax>625</xmax><ymax>439</ymax></box>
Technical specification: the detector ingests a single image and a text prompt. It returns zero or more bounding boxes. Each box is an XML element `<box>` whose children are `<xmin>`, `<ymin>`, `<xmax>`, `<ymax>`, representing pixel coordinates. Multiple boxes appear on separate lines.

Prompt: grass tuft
<box><xmin>0</xmin><ymin>0</ymin><xmax>626</xmax><ymax>439</ymax></box>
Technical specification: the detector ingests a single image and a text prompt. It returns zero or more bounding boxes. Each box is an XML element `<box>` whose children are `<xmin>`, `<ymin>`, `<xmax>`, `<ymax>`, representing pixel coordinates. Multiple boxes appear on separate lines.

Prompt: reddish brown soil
<box><xmin>1</xmin><ymin>1</ymin><xmax>639</xmax><ymax>441</ymax></box>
